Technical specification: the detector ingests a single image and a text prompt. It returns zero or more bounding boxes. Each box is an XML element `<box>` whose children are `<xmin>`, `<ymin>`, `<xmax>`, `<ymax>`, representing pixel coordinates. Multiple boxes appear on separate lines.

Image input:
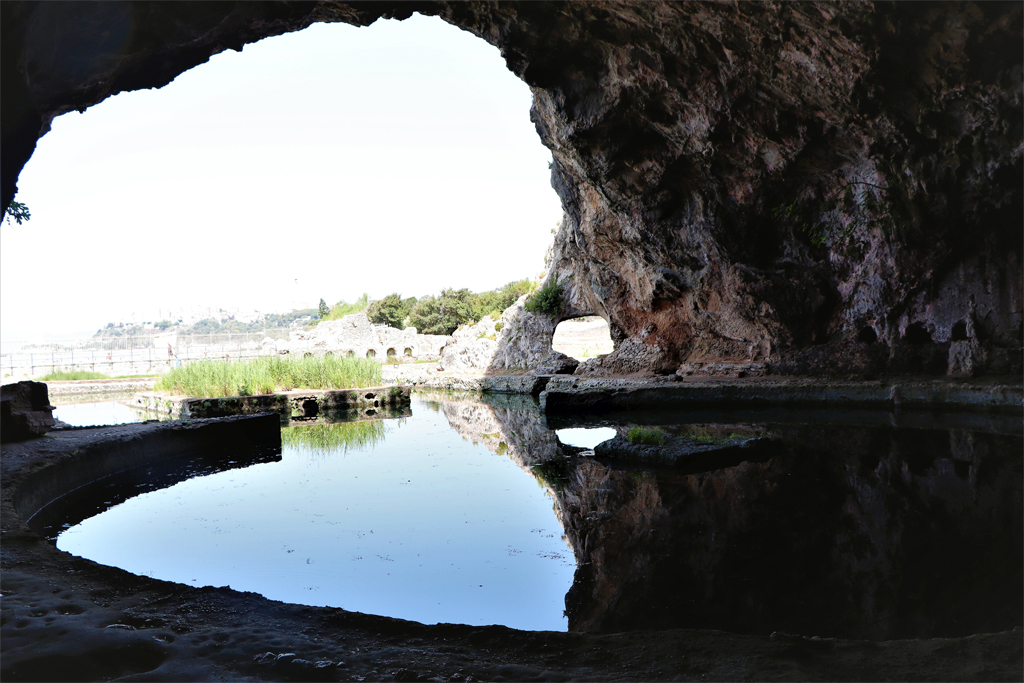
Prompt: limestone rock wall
<box><xmin>3</xmin><ymin>1</ymin><xmax>1020</xmax><ymax>378</ymax></box>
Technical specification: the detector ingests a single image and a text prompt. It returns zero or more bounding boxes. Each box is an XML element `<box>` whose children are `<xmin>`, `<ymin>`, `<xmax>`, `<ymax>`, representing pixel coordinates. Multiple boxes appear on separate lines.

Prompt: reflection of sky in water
<box><xmin>556</xmin><ymin>427</ymin><xmax>616</xmax><ymax>449</ymax></box>
<box><xmin>53</xmin><ymin>400</ymin><xmax>145</xmax><ymax>426</ymax></box>
<box><xmin>58</xmin><ymin>395</ymin><xmax>575</xmax><ymax>631</ymax></box>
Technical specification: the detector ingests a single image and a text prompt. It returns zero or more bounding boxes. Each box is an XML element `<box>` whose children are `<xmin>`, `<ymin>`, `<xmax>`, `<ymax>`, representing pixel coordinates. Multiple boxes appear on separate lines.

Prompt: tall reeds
<box><xmin>154</xmin><ymin>355</ymin><xmax>382</xmax><ymax>398</ymax></box>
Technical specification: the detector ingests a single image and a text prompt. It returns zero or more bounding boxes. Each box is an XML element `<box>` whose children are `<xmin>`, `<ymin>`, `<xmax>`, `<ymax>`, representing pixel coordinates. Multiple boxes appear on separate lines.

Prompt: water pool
<box><xmin>52</xmin><ymin>396</ymin><xmax>148</xmax><ymax>426</ymax></box>
<box><xmin>47</xmin><ymin>391</ymin><xmax>1021</xmax><ymax>639</ymax></box>
<box><xmin>56</xmin><ymin>393</ymin><xmax>576</xmax><ymax>631</ymax></box>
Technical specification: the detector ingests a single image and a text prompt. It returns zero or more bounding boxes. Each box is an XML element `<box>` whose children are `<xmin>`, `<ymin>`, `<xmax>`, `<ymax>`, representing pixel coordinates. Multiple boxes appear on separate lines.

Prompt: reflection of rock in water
<box><xmin>425</xmin><ymin>391</ymin><xmax>563</xmax><ymax>470</ymax></box>
<box><xmin>561</xmin><ymin>422</ymin><xmax>1022</xmax><ymax>640</ymax></box>
<box><xmin>423</xmin><ymin>391</ymin><xmax>1021</xmax><ymax>640</ymax></box>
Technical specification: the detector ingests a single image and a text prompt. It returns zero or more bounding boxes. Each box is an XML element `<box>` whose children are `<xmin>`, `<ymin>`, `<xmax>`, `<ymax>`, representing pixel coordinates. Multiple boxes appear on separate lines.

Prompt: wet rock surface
<box><xmin>3</xmin><ymin>2</ymin><xmax>1020</xmax><ymax>379</ymax></box>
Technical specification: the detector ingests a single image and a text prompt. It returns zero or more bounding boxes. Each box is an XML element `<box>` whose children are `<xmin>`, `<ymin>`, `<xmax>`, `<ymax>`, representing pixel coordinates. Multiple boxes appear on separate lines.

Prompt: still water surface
<box><xmin>52</xmin><ymin>398</ymin><xmax>146</xmax><ymax>426</ymax></box>
<box><xmin>48</xmin><ymin>391</ymin><xmax>1021</xmax><ymax>638</ymax></box>
<box><xmin>57</xmin><ymin>394</ymin><xmax>576</xmax><ymax>631</ymax></box>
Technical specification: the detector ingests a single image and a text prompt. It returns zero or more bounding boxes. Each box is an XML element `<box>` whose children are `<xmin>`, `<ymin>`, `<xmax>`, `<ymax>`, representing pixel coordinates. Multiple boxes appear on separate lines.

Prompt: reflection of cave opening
<box><xmin>551</xmin><ymin>316</ymin><xmax>614</xmax><ymax>361</ymax></box>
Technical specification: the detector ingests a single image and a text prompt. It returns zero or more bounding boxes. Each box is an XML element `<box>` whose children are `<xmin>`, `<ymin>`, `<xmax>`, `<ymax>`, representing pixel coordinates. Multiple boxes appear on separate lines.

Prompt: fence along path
<box><xmin>2</xmin><ymin>330</ymin><xmax>295</xmax><ymax>381</ymax></box>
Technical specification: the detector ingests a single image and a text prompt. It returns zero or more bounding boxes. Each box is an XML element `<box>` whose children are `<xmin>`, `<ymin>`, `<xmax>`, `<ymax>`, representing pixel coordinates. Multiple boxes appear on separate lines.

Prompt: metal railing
<box><xmin>2</xmin><ymin>330</ymin><xmax>295</xmax><ymax>381</ymax></box>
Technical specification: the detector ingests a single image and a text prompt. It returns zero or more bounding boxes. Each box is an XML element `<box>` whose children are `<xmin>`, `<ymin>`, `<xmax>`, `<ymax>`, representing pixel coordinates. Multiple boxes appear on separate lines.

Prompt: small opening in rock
<box><xmin>366</xmin><ymin>349</ymin><xmax>376</xmax><ymax>359</ymax></box>
<box><xmin>346</xmin><ymin>350</ymin><xmax>355</xmax><ymax>358</ymax></box>
<box><xmin>404</xmin><ymin>348</ymin><xmax>413</xmax><ymax>357</ymax></box>
<box><xmin>302</xmin><ymin>399</ymin><xmax>319</xmax><ymax>418</ymax></box>
<box><xmin>303</xmin><ymin>352</ymin><xmax>313</xmax><ymax>358</ymax></box>
<box><xmin>552</xmin><ymin>316</ymin><xmax>614</xmax><ymax>361</ymax></box>
<box><xmin>325</xmin><ymin>351</ymin><xmax>334</xmax><ymax>357</ymax></box>
<box><xmin>954</xmin><ymin>460</ymin><xmax>971</xmax><ymax>480</ymax></box>
<box><xmin>951</xmin><ymin>321</ymin><xmax>968</xmax><ymax>341</ymax></box>
<box><xmin>387</xmin><ymin>348</ymin><xmax>396</xmax><ymax>357</ymax></box>
<box><xmin>857</xmin><ymin>326</ymin><xmax>877</xmax><ymax>344</ymax></box>
<box><xmin>365</xmin><ymin>393</ymin><xmax>376</xmax><ymax>400</ymax></box>
<box><xmin>904</xmin><ymin>322</ymin><xmax>932</xmax><ymax>344</ymax></box>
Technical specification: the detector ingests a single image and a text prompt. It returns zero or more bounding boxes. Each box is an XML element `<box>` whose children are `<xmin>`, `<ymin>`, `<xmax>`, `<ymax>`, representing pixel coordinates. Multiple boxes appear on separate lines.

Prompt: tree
<box><xmin>408</xmin><ymin>288</ymin><xmax>476</xmax><ymax>335</ymax></box>
<box><xmin>318</xmin><ymin>298</ymin><xmax>331</xmax><ymax>319</ymax></box>
<box><xmin>367</xmin><ymin>293</ymin><xmax>411</xmax><ymax>329</ymax></box>
<box><xmin>4</xmin><ymin>201</ymin><xmax>30</xmax><ymax>225</ymax></box>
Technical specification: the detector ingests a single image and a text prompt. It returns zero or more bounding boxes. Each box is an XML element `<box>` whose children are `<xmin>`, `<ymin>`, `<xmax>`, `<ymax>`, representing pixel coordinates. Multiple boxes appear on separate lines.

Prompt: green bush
<box><xmin>627</xmin><ymin>427</ymin><xmax>666</xmax><ymax>446</ymax></box>
<box><xmin>524</xmin><ymin>280</ymin><xmax>563</xmax><ymax>316</ymax></box>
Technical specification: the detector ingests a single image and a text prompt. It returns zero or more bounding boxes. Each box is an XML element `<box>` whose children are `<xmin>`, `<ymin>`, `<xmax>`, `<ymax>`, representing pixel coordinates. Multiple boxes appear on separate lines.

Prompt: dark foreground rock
<box><xmin>2</xmin><ymin>404</ymin><xmax>1022</xmax><ymax>681</ymax></box>
<box><xmin>1</xmin><ymin>381</ymin><xmax>55</xmax><ymax>442</ymax></box>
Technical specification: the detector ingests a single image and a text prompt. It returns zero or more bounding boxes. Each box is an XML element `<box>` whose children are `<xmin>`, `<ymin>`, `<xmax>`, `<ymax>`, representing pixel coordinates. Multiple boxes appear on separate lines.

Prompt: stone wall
<box><xmin>276</xmin><ymin>313</ymin><xmax>449</xmax><ymax>360</ymax></box>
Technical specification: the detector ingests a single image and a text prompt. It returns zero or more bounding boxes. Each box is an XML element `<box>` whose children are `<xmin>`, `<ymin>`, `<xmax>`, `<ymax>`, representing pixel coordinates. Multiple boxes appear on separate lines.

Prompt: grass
<box><xmin>626</xmin><ymin>426</ymin><xmax>666</xmax><ymax>446</ymax></box>
<box><xmin>282</xmin><ymin>420</ymin><xmax>387</xmax><ymax>456</ymax></box>
<box><xmin>39</xmin><ymin>370</ymin><xmax>110</xmax><ymax>381</ymax></box>
<box><xmin>154</xmin><ymin>355</ymin><xmax>382</xmax><ymax>398</ymax></box>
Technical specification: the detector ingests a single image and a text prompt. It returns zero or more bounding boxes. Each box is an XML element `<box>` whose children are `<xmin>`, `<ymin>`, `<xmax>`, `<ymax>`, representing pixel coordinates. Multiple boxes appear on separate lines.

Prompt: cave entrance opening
<box><xmin>551</xmin><ymin>316</ymin><xmax>614</xmax><ymax>362</ymax></box>
<box><xmin>3</xmin><ymin>12</ymin><xmax>561</xmax><ymax>350</ymax></box>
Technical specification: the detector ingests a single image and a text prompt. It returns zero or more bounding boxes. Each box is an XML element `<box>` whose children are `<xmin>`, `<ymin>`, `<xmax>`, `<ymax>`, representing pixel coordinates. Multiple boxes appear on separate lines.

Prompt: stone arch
<box><xmin>346</xmin><ymin>350</ymin><xmax>355</xmax><ymax>358</ymax></box>
<box><xmin>366</xmin><ymin>349</ymin><xmax>376</xmax><ymax>359</ymax></box>
<box><xmin>551</xmin><ymin>315</ymin><xmax>614</xmax><ymax>361</ymax></box>
<box><xmin>386</xmin><ymin>348</ymin><xmax>396</xmax><ymax>358</ymax></box>
<box><xmin>404</xmin><ymin>347</ymin><xmax>413</xmax><ymax>357</ymax></box>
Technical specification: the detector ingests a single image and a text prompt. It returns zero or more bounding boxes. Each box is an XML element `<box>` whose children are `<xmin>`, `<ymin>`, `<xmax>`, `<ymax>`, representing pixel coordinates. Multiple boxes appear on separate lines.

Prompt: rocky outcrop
<box><xmin>3</xmin><ymin>2</ymin><xmax>1020</xmax><ymax>378</ymax></box>
<box><xmin>1</xmin><ymin>381</ymin><xmax>55</xmax><ymax>442</ymax></box>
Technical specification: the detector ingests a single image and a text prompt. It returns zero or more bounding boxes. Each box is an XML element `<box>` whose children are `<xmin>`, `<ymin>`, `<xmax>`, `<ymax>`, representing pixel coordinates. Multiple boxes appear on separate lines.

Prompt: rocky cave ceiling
<box><xmin>2</xmin><ymin>1</ymin><xmax>1021</xmax><ymax>377</ymax></box>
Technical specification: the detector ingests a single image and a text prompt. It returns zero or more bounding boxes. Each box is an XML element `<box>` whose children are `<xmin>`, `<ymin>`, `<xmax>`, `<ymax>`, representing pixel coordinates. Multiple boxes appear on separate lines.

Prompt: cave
<box><xmin>2</xmin><ymin>3</ymin><xmax>1022</xmax><ymax>681</ymax></box>
<box><xmin>3</xmin><ymin>1</ymin><xmax>1020</xmax><ymax>379</ymax></box>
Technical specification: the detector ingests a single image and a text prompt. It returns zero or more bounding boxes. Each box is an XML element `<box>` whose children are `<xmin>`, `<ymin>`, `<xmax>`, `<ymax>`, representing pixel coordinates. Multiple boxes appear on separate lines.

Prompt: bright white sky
<box><xmin>1</xmin><ymin>14</ymin><xmax>562</xmax><ymax>341</ymax></box>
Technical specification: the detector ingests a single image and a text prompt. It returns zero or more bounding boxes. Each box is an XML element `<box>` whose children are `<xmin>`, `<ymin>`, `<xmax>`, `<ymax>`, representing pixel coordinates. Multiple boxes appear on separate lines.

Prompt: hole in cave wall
<box><xmin>551</xmin><ymin>316</ymin><xmax>614</xmax><ymax>361</ymax></box>
<box><xmin>858</xmin><ymin>326</ymin><xmax>878</xmax><ymax>344</ymax></box>
<box><xmin>951</xmin><ymin>321</ymin><xmax>968</xmax><ymax>341</ymax></box>
<box><xmin>904</xmin><ymin>322</ymin><xmax>932</xmax><ymax>345</ymax></box>
<box><xmin>2</xmin><ymin>14</ymin><xmax>559</xmax><ymax>361</ymax></box>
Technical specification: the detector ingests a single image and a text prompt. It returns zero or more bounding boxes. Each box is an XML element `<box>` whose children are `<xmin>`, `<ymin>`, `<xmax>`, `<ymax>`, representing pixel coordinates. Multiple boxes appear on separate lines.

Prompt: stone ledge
<box><xmin>130</xmin><ymin>385</ymin><xmax>411</xmax><ymax>421</ymax></box>
<box><xmin>44</xmin><ymin>378</ymin><xmax>159</xmax><ymax>398</ymax></box>
<box><xmin>540</xmin><ymin>376</ymin><xmax>1024</xmax><ymax>415</ymax></box>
